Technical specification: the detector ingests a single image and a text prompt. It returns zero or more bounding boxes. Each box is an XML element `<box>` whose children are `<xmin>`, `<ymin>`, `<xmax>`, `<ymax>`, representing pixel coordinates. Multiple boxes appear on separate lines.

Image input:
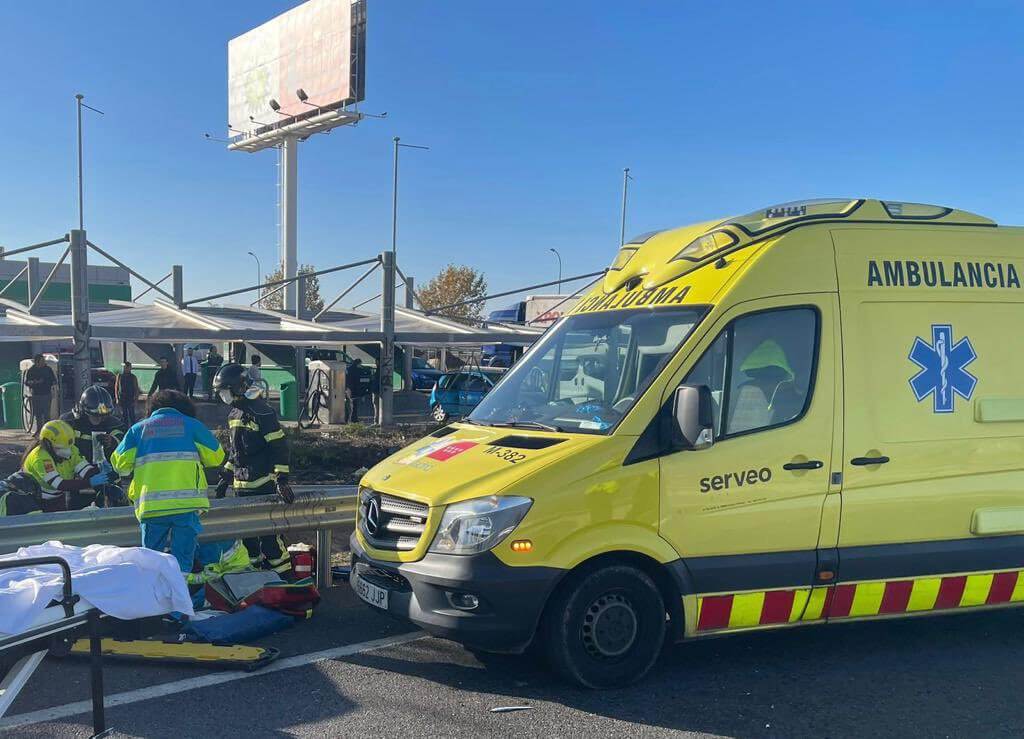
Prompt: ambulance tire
<box><xmin>542</xmin><ymin>564</ymin><xmax>666</xmax><ymax>689</ymax></box>
<box><xmin>431</xmin><ymin>404</ymin><xmax>448</xmax><ymax>423</ymax></box>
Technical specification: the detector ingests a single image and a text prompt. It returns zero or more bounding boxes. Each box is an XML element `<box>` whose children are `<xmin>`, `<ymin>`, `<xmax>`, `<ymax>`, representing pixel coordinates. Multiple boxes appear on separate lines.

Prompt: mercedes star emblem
<box><xmin>365</xmin><ymin>496</ymin><xmax>382</xmax><ymax>537</ymax></box>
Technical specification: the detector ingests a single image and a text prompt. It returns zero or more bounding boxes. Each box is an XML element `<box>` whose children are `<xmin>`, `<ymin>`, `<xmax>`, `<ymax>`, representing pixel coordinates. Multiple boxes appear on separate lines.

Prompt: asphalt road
<box><xmin>4</xmin><ymin>584</ymin><xmax>1024</xmax><ymax>738</ymax></box>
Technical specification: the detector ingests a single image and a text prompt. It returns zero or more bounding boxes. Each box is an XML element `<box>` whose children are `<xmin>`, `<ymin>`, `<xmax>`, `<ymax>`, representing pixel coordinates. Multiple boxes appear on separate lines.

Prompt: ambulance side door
<box><xmin>659</xmin><ymin>294</ymin><xmax>841</xmax><ymax>622</ymax></box>
<box><xmin>835</xmin><ymin>228</ymin><xmax>1024</xmax><ymax>603</ymax></box>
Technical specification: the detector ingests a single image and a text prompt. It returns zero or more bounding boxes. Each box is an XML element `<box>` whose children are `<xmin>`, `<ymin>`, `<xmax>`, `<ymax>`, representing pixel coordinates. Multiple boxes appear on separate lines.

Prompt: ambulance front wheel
<box><xmin>431</xmin><ymin>404</ymin><xmax>448</xmax><ymax>423</ymax></box>
<box><xmin>541</xmin><ymin>564</ymin><xmax>666</xmax><ymax>689</ymax></box>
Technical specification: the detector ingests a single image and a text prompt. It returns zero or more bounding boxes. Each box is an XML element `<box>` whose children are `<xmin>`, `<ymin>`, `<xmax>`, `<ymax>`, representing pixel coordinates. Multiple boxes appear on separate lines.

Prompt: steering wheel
<box><xmin>526</xmin><ymin>366</ymin><xmax>548</xmax><ymax>394</ymax></box>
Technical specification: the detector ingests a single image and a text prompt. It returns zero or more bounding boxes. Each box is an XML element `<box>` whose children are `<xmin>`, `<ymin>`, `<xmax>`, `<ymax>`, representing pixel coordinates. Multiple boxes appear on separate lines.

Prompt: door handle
<box><xmin>783</xmin><ymin>460</ymin><xmax>824</xmax><ymax>471</ymax></box>
<box><xmin>850</xmin><ymin>456</ymin><xmax>890</xmax><ymax>466</ymax></box>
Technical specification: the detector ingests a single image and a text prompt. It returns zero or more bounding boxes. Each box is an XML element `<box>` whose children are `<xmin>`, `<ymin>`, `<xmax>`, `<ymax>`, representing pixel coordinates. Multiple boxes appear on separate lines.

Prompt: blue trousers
<box><xmin>141</xmin><ymin>511</ymin><xmax>202</xmax><ymax>573</ymax></box>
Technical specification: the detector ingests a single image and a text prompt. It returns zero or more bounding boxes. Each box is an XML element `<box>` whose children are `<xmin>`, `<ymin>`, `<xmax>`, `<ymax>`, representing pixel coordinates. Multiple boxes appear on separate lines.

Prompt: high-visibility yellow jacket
<box><xmin>111</xmin><ymin>408</ymin><xmax>225</xmax><ymax>520</ymax></box>
<box><xmin>23</xmin><ymin>445</ymin><xmax>92</xmax><ymax>502</ymax></box>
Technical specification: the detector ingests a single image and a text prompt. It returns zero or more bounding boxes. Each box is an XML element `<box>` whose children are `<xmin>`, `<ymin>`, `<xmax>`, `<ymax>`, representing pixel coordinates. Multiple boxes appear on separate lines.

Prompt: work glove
<box><xmin>275</xmin><ymin>475</ymin><xmax>296</xmax><ymax>505</ymax></box>
<box><xmin>214</xmin><ymin>468</ymin><xmax>233</xmax><ymax>499</ymax></box>
<box><xmin>89</xmin><ymin>471</ymin><xmax>111</xmax><ymax>487</ymax></box>
<box><xmin>98</xmin><ymin>433</ymin><xmax>117</xmax><ymax>456</ymax></box>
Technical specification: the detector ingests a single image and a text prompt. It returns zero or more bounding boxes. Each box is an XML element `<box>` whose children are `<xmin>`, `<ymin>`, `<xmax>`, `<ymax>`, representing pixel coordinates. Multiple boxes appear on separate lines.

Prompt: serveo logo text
<box><xmin>699</xmin><ymin>467</ymin><xmax>772</xmax><ymax>493</ymax></box>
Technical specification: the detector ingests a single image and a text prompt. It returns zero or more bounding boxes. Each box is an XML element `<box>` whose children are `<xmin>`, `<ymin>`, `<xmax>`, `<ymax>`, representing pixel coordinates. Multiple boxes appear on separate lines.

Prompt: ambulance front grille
<box><xmin>359</xmin><ymin>488</ymin><xmax>429</xmax><ymax>552</ymax></box>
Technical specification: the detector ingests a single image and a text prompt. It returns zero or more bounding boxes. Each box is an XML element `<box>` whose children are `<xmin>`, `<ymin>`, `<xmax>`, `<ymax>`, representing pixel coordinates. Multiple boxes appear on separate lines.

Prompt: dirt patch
<box><xmin>0</xmin><ymin>446</ymin><xmax>24</xmax><ymax>478</ymax></box>
<box><xmin>215</xmin><ymin>423</ymin><xmax>438</xmax><ymax>484</ymax></box>
<box><xmin>0</xmin><ymin>424</ymin><xmax>441</xmax><ymax>485</ymax></box>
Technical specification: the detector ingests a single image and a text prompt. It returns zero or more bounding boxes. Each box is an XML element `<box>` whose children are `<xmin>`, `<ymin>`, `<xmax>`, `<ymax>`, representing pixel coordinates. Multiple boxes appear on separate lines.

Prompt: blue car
<box><xmin>410</xmin><ymin>356</ymin><xmax>443</xmax><ymax>391</ymax></box>
<box><xmin>429</xmin><ymin>368</ymin><xmax>504</xmax><ymax>423</ymax></box>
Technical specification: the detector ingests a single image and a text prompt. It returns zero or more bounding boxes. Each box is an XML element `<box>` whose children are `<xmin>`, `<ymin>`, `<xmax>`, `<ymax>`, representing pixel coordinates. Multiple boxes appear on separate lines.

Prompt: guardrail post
<box><xmin>69</xmin><ymin>229</ymin><xmax>90</xmax><ymax>398</ymax></box>
<box><xmin>316</xmin><ymin>528</ymin><xmax>333</xmax><ymax>589</ymax></box>
<box><xmin>379</xmin><ymin>250</ymin><xmax>395</xmax><ymax>426</ymax></box>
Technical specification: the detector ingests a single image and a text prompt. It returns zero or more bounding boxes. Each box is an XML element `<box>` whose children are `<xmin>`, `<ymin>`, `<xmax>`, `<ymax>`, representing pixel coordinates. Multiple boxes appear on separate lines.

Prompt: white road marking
<box><xmin>0</xmin><ymin>631</ymin><xmax>425</xmax><ymax>731</ymax></box>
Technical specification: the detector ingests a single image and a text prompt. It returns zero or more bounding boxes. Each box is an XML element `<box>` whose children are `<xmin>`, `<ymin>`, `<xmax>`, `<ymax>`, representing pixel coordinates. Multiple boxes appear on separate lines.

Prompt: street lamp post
<box><xmin>391</xmin><ymin>136</ymin><xmax>430</xmax><ymax>258</ymax></box>
<box><xmin>620</xmin><ymin>167</ymin><xmax>633</xmax><ymax>247</ymax></box>
<box><xmin>75</xmin><ymin>93</ymin><xmax>104</xmax><ymax>230</ymax></box>
<box><xmin>549</xmin><ymin>248</ymin><xmax>562</xmax><ymax>292</ymax></box>
<box><xmin>247</xmin><ymin>251</ymin><xmax>262</xmax><ymax>307</ymax></box>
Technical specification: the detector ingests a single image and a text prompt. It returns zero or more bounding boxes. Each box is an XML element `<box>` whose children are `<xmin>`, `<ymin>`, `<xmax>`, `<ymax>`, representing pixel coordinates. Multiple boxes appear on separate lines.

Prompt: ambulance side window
<box><xmin>683</xmin><ymin>307</ymin><xmax>818</xmax><ymax>438</ymax></box>
<box><xmin>682</xmin><ymin>332</ymin><xmax>728</xmax><ymax>435</ymax></box>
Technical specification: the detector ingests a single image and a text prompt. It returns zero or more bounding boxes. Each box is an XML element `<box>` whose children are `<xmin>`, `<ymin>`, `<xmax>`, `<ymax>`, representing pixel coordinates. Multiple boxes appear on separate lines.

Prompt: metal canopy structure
<box><xmin>0</xmin><ymin>299</ymin><xmax>542</xmax><ymax>347</ymax></box>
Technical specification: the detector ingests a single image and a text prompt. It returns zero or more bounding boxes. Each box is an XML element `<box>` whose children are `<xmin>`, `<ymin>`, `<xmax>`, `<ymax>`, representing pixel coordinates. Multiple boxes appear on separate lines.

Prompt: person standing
<box><xmin>23</xmin><ymin>354</ymin><xmax>56</xmax><ymax>437</ymax></box>
<box><xmin>111</xmin><ymin>390</ymin><xmax>224</xmax><ymax>580</ymax></box>
<box><xmin>202</xmin><ymin>345</ymin><xmax>223</xmax><ymax>400</ymax></box>
<box><xmin>212</xmin><ymin>363</ymin><xmax>295</xmax><ymax>576</ymax></box>
<box><xmin>149</xmin><ymin>356</ymin><xmax>179</xmax><ymax>397</ymax></box>
<box><xmin>247</xmin><ymin>355</ymin><xmax>263</xmax><ymax>383</ymax></box>
<box><xmin>345</xmin><ymin>358</ymin><xmax>363</xmax><ymax>423</ymax></box>
<box><xmin>181</xmin><ymin>348</ymin><xmax>199</xmax><ymax>399</ymax></box>
<box><xmin>115</xmin><ymin>362</ymin><xmax>140</xmax><ymax>425</ymax></box>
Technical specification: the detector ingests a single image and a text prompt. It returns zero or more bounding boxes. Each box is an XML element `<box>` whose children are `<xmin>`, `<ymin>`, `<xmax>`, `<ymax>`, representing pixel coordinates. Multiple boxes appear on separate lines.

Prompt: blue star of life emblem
<box><xmin>908</xmin><ymin>324</ymin><xmax>977</xmax><ymax>413</ymax></box>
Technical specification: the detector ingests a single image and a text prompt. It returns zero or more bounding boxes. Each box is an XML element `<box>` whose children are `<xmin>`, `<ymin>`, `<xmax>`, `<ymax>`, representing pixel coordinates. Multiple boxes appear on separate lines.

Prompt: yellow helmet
<box><xmin>39</xmin><ymin>420</ymin><xmax>76</xmax><ymax>451</ymax></box>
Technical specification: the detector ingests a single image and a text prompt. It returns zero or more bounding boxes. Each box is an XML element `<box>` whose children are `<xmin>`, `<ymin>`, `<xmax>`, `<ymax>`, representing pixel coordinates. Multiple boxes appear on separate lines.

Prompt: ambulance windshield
<box><xmin>468</xmin><ymin>307</ymin><xmax>703</xmax><ymax>434</ymax></box>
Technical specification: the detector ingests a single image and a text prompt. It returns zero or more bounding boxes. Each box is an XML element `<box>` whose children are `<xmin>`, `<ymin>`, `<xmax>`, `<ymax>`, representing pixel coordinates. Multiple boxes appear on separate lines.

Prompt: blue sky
<box><xmin>1</xmin><ymin>1</ymin><xmax>1022</xmax><ymax>311</ymax></box>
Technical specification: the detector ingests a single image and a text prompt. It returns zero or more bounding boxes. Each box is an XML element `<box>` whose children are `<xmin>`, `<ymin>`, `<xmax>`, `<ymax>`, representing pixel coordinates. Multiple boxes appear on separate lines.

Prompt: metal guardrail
<box><xmin>0</xmin><ymin>486</ymin><xmax>357</xmax><ymax>588</ymax></box>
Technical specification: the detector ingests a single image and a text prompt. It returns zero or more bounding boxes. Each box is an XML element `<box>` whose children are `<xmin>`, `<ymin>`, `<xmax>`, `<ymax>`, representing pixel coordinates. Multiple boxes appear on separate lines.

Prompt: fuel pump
<box><xmin>303</xmin><ymin>359</ymin><xmax>347</xmax><ymax>426</ymax></box>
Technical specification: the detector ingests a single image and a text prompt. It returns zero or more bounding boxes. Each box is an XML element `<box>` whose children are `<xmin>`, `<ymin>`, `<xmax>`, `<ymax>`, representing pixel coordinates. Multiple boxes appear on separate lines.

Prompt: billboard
<box><xmin>228</xmin><ymin>0</ymin><xmax>366</xmax><ymax>137</ymax></box>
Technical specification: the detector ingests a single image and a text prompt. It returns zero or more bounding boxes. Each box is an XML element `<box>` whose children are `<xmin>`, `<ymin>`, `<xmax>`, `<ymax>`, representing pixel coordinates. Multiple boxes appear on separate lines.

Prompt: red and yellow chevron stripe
<box><xmin>695</xmin><ymin>569</ymin><xmax>1024</xmax><ymax>633</ymax></box>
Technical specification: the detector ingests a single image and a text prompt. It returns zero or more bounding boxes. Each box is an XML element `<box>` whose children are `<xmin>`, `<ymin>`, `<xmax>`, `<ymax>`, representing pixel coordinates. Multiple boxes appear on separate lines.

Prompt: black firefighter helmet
<box><xmin>212</xmin><ymin>363</ymin><xmax>252</xmax><ymax>403</ymax></box>
<box><xmin>78</xmin><ymin>385</ymin><xmax>114</xmax><ymax>422</ymax></box>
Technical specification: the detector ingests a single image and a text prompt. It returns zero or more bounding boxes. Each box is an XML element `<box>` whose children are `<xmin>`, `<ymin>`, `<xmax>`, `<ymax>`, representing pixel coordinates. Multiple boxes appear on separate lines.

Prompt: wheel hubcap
<box><xmin>582</xmin><ymin>593</ymin><xmax>638</xmax><ymax>659</ymax></box>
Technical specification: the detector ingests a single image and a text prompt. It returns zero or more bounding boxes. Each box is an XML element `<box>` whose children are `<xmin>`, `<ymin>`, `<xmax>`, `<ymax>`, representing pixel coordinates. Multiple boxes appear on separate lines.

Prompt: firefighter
<box><xmin>61</xmin><ymin>385</ymin><xmax>126</xmax><ymax>461</ymax></box>
<box><xmin>212</xmin><ymin>363</ymin><xmax>296</xmax><ymax>575</ymax></box>
<box><xmin>21</xmin><ymin>420</ymin><xmax>108</xmax><ymax>513</ymax></box>
<box><xmin>60</xmin><ymin>385</ymin><xmax>128</xmax><ymax>508</ymax></box>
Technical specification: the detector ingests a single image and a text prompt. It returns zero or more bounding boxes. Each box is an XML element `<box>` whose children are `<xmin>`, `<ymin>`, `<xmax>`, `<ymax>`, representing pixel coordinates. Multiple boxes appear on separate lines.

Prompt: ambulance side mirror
<box><xmin>672</xmin><ymin>384</ymin><xmax>715</xmax><ymax>451</ymax></box>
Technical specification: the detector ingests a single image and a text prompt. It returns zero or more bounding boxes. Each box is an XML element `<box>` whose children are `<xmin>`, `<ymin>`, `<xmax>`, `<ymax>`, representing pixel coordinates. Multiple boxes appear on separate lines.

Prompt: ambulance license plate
<box><xmin>352</xmin><ymin>571</ymin><xmax>389</xmax><ymax>610</ymax></box>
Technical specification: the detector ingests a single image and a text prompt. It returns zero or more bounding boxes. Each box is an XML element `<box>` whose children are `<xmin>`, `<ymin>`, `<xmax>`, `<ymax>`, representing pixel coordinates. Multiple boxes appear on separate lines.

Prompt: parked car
<box><xmin>410</xmin><ymin>356</ymin><xmax>443</xmax><ymax>391</ymax></box>
<box><xmin>429</xmin><ymin>368</ymin><xmax>504</xmax><ymax>422</ymax></box>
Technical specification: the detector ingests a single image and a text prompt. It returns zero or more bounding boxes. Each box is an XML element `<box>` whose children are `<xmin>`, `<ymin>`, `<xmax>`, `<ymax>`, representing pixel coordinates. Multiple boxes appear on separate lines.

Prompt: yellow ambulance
<box><xmin>351</xmin><ymin>198</ymin><xmax>1024</xmax><ymax>687</ymax></box>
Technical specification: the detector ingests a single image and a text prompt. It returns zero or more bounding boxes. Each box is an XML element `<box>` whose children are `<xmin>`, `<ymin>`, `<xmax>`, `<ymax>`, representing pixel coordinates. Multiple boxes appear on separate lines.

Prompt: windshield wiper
<box><xmin>490</xmin><ymin>420</ymin><xmax>564</xmax><ymax>433</ymax></box>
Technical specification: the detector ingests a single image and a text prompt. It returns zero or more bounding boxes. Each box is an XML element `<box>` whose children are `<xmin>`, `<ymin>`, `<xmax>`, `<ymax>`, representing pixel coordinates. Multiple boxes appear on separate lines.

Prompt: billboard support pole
<box><xmin>69</xmin><ymin>229</ymin><xmax>91</xmax><ymax>399</ymax></box>
<box><xmin>281</xmin><ymin>137</ymin><xmax>299</xmax><ymax>313</ymax></box>
<box><xmin>379</xmin><ymin>251</ymin><xmax>396</xmax><ymax>427</ymax></box>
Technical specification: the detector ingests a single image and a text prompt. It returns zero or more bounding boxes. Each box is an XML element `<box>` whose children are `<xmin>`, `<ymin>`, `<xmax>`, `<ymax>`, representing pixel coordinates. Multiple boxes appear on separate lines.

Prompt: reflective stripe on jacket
<box><xmin>111</xmin><ymin>408</ymin><xmax>225</xmax><ymax>520</ymax></box>
<box><xmin>23</xmin><ymin>445</ymin><xmax>90</xmax><ymax>498</ymax></box>
<box><xmin>226</xmin><ymin>399</ymin><xmax>290</xmax><ymax>488</ymax></box>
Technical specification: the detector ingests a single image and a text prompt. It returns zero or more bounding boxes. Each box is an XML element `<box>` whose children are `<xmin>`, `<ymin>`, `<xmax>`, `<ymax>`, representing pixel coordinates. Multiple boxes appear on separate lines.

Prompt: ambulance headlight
<box><xmin>429</xmin><ymin>496</ymin><xmax>533</xmax><ymax>555</ymax></box>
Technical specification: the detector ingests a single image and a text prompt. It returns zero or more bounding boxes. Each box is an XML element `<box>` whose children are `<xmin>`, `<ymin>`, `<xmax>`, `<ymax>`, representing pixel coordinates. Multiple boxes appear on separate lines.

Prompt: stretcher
<box><xmin>68</xmin><ymin>638</ymin><xmax>279</xmax><ymax>671</ymax></box>
<box><xmin>0</xmin><ymin>555</ymin><xmax>109</xmax><ymax>737</ymax></box>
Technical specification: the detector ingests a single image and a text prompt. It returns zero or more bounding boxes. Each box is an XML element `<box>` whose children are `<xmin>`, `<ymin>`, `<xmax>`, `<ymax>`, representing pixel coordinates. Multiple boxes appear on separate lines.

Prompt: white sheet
<box><xmin>0</xmin><ymin>541</ymin><xmax>194</xmax><ymax>636</ymax></box>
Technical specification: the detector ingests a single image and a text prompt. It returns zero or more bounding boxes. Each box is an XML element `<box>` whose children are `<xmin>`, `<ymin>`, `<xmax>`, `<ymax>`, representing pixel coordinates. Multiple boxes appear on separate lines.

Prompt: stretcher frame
<box><xmin>0</xmin><ymin>555</ymin><xmax>109</xmax><ymax>737</ymax></box>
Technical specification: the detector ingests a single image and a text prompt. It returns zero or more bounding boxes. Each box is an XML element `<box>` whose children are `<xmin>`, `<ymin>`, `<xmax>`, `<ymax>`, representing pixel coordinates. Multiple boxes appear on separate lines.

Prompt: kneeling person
<box><xmin>22</xmin><ymin>420</ymin><xmax>107</xmax><ymax>513</ymax></box>
<box><xmin>111</xmin><ymin>391</ymin><xmax>225</xmax><ymax>576</ymax></box>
